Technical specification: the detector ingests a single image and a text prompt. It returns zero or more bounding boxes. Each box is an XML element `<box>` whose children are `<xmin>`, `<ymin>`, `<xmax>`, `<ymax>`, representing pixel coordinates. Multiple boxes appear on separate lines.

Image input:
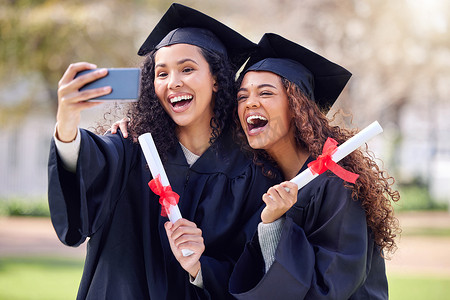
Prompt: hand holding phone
<box><xmin>76</xmin><ymin>68</ymin><xmax>141</xmax><ymax>102</ymax></box>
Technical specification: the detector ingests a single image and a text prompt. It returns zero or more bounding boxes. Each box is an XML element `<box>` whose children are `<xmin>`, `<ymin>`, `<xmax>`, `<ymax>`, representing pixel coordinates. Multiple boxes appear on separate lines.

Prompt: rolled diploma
<box><xmin>290</xmin><ymin>121</ymin><xmax>383</xmax><ymax>190</ymax></box>
<box><xmin>138</xmin><ymin>133</ymin><xmax>194</xmax><ymax>256</ymax></box>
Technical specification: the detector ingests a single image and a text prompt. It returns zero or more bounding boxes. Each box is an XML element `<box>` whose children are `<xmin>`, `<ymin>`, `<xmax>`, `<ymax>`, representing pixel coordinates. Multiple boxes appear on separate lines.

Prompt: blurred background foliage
<box><xmin>1</xmin><ymin>0</ymin><xmax>449</xmax><ymax>122</ymax></box>
<box><xmin>0</xmin><ymin>0</ymin><xmax>449</xmax><ymax>212</ymax></box>
<box><xmin>0</xmin><ymin>0</ymin><xmax>150</xmax><ymax>126</ymax></box>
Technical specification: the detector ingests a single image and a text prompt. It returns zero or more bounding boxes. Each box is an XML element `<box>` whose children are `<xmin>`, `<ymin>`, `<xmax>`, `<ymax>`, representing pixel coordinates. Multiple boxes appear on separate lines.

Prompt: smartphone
<box><xmin>76</xmin><ymin>68</ymin><xmax>141</xmax><ymax>102</ymax></box>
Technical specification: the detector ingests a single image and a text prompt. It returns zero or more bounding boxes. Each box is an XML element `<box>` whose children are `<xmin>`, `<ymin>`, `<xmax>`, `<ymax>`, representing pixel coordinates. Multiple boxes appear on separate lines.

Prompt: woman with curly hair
<box><xmin>48</xmin><ymin>4</ymin><xmax>279</xmax><ymax>300</ymax></box>
<box><xmin>228</xmin><ymin>33</ymin><xmax>400</xmax><ymax>299</ymax></box>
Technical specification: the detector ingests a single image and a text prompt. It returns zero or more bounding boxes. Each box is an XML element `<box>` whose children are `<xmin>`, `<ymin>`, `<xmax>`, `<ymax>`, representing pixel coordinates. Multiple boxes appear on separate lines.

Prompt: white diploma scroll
<box><xmin>138</xmin><ymin>133</ymin><xmax>194</xmax><ymax>257</ymax></box>
<box><xmin>290</xmin><ymin>121</ymin><xmax>383</xmax><ymax>190</ymax></box>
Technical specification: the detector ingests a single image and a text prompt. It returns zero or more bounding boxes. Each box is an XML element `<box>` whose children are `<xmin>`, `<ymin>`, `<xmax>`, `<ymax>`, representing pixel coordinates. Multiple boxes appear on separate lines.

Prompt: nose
<box><xmin>244</xmin><ymin>94</ymin><xmax>260</xmax><ymax>109</ymax></box>
<box><xmin>168</xmin><ymin>72</ymin><xmax>183</xmax><ymax>90</ymax></box>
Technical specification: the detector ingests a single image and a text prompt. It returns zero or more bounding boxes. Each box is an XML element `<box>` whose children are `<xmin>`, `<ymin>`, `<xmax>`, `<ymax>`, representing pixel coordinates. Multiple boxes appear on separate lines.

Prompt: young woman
<box><xmin>228</xmin><ymin>33</ymin><xmax>400</xmax><ymax>299</ymax></box>
<box><xmin>48</xmin><ymin>4</ymin><xmax>278</xmax><ymax>300</ymax></box>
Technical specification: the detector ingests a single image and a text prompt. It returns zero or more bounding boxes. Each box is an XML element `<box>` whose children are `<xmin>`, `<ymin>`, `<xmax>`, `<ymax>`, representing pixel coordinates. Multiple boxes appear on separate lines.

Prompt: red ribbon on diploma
<box><xmin>307</xmin><ymin>137</ymin><xmax>359</xmax><ymax>184</ymax></box>
<box><xmin>148</xmin><ymin>175</ymin><xmax>180</xmax><ymax>217</ymax></box>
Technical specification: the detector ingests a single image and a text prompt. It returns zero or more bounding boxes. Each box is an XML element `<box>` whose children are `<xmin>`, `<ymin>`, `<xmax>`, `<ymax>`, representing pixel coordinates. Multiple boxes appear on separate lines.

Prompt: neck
<box><xmin>266</xmin><ymin>135</ymin><xmax>309</xmax><ymax>180</ymax></box>
<box><xmin>177</xmin><ymin>124</ymin><xmax>213</xmax><ymax>156</ymax></box>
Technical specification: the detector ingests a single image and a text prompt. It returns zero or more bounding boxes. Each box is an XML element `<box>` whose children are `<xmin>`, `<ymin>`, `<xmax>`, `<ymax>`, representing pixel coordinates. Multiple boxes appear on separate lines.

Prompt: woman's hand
<box><xmin>261</xmin><ymin>181</ymin><xmax>298</xmax><ymax>224</ymax></box>
<box><xmin>109</xmin><ymin>117</ymin><xmax>131</xmax><ymax>139</ymax></box>
<box><xmin>164</xmin><ymin>219</ymin><xmax>205</xmax><ymax>278</ymax></box>
<box><xmin>56</xmin><ymin>62</ymin><xmax>112</xmax><ymax>142</ymax></box>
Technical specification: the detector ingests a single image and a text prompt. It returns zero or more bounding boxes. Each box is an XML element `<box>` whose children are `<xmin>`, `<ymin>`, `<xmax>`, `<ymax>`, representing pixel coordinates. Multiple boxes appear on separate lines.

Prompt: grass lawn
<box><xmin>0</xmin><ymin>257</ymin><xmax>83</xmax><ymax>300</ymax></box>
<box><xmin>1</xmin><ymin>256</ymin><xmax>450</xmax><ymax>299</ymax></box>
<box><xmin>388</xmin><ymin>273</ymin><xmax>450</xmax><ymax>300</ymax></box>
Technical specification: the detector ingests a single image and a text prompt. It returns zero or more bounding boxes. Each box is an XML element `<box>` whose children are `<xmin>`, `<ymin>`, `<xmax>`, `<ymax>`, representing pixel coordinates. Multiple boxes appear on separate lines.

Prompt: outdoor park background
<box><xmin>0</xmin><ymin>0</ymin><xmax>449</xmax><ymax>299</ymax></box>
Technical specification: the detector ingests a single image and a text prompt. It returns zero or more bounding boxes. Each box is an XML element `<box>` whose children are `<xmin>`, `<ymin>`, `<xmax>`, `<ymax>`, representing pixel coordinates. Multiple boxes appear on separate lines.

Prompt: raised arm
<box><xmin>55</xmin><ymin>62</ymin><xmax>111</xmax><ymax>142</ymax></box>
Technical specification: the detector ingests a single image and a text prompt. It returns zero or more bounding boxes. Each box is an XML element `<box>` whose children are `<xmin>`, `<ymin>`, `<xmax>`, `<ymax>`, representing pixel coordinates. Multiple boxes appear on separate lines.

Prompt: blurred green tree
<box><xmin>0</xmin><ymin>0</ymin><xmax>176</xmax><ymax>124</ymax></box>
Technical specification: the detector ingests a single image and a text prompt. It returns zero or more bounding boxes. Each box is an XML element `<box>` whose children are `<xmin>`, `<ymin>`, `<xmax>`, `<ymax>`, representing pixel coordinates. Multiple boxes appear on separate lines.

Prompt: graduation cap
<box><xmin>242</xmin><ymin>33</ymin><xmax>352</xmax><ymax>110</ymax></box>
<box><xmin>138</xmin><ymin>3</ymin><xmax>256</xmax><ymax>72</ymax></box>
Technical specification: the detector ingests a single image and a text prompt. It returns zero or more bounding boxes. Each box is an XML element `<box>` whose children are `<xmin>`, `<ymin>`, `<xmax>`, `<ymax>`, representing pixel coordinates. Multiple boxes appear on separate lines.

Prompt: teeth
<box><xmin>170</xmin><ymin>95</ymin><xmax>193</xmax><ymax>103</ymax></box>
<box><xmin>246</xmin><ymin>115</ymin><xmax>268</xmax><ymax>124</ymax></box>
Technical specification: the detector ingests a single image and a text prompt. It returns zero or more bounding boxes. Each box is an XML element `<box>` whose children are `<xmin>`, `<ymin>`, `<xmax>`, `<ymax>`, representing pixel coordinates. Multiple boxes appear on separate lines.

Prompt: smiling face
<box><xmin>154</xmin><ymin>43</ymin><xmax>218</xmax><ymax>130</ymax></box>
<box><xmin>237</xmin><ymin>71</ymin><xmax>295</xmax><ymax>153</ymax></box>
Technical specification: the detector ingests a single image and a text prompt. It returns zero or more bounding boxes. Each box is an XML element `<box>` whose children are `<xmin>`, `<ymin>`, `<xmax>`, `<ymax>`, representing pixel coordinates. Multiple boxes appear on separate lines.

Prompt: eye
<box><xmin>260</xmin><ymin>90</ymin><xmax>274</xmax><ymax>97</ymax></box>
<box><xmin>182</xmin><ymin>67</ymin><xmax>194</xmax><ymax>73</ymax></box>
<box><xmin>156</xmin><ymin>71</ymin><xmax>168</xmax><ymax>78</ymax></box>
<box><xmin>237</xmin><ymin>94</ymin><xmax>248</xmax><ymax>102</ymax></box>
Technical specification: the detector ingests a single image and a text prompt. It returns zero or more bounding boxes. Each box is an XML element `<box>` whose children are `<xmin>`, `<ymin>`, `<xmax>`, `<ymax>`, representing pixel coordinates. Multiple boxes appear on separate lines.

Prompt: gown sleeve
<box><xmin>230</xmin><ymin>174</ymin><xmax>371</xmax><ymax>299</ymax></box>
<box><xmin>48</xmin><ymin>129</ymin><xmax>135</xmax><ymax>247</ymax></box>
<box><xmin>194</xmin><ymin>162</ymin><xmax>274</xmax><ymax>300</ymax></box>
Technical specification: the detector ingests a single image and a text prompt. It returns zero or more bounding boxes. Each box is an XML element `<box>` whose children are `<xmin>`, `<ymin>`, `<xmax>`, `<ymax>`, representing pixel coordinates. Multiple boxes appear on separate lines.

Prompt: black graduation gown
<box><xmin>47</xmin><ymin>129</ymin><xmax>278</xmax><ymax>300</ymax></box>
<box><xmin>229</xmin><ymin>157</ymin><xmax>388</xmax><ymax>299</ymax></box>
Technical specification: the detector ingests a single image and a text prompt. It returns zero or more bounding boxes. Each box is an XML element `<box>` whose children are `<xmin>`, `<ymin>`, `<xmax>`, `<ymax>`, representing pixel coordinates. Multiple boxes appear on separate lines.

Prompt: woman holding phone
<box><xmin>48</xmin><ymin>4</ymin><xmax>278</xmax><ymax>299</ymax></box>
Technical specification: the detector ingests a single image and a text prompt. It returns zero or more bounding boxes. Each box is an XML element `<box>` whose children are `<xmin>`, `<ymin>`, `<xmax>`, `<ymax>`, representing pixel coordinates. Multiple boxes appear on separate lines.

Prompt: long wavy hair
<box><xmin>129</xmin><ymin>46</ymin><xmax>235</xmax><ymax>161</ymax></box>
<box><xmin>234</xmin><ymin>75</ymin><xmax>400</xmax><ymax>256</ymax></box>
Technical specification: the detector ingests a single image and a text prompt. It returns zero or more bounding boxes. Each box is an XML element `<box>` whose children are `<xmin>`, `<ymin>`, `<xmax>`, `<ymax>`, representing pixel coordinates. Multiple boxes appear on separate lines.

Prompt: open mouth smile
<box><xmin>246</xmin><ymin>114</ymin><xmax>268</xmax><ymax>135</ymax></box>
<box><xmin>168</xmin><ymin>94</ymin><xmax>194</xmax><ymax>113</ymax></box>
<box><xmin>169</xmin><ymin>94</ymin><xmax>193</xmax><ymax>108</ymax></box>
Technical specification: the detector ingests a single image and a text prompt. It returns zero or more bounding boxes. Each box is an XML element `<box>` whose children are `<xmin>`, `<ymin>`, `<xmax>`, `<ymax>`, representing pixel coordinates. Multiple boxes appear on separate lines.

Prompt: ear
<box><xmin>212</xmin><ymin>77</ymin><xmax>219</xmax><ymax>93</ymax></box>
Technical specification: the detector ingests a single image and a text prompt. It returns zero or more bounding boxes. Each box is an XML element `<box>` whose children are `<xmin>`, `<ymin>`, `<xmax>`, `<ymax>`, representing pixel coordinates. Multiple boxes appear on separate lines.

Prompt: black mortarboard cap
<box><xmin>242</xmin><ymin>33</ymin><xmax>352</xmax><ymax>110</ymax></box>
<box><xmin>138</xmin><ymin>3</ymin><xmax>256</xmax><ymax>72</ymax></box>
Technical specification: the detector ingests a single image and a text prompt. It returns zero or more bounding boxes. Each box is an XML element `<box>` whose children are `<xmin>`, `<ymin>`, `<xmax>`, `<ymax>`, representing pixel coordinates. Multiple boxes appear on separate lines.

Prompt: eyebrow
<box><xmin>238</xmin><ymin>83</ymin><xmax>278</xmax><ymax>92</ymax></box>
<box><xmin>155</xmin><ymin>58</ymin><xmax>199</xmax><ymax>69</ymax></box>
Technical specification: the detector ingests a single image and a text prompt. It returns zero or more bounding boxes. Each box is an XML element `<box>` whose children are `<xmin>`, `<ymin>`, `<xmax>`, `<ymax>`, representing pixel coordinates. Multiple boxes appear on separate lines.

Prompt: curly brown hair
<box><xmin>128</xmin><ymin>47</ymin><xmax>236</xmax><ymax>161</ymax></box>
<box><xmin>234</xmin><ymin>76</ymin><xmax>400</xmax><ymax>256</ymax></box>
